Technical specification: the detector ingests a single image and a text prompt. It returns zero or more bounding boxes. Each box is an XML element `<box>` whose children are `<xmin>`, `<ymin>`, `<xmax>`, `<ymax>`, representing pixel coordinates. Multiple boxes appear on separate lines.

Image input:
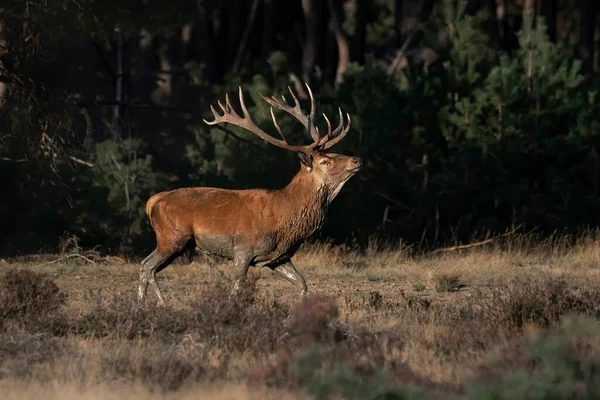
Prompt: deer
<box><xmin>138</xmin><ymin>83</ymin><xmax>362</xmax><ymax>306</ymax></box>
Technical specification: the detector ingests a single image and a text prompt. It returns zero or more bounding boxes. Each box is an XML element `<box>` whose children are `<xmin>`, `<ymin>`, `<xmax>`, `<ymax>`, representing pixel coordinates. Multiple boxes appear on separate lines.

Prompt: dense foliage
<box><xmin>1</xmin><ymin>0</ymin><xmax>599</xmax><ymax>255</ymax></box>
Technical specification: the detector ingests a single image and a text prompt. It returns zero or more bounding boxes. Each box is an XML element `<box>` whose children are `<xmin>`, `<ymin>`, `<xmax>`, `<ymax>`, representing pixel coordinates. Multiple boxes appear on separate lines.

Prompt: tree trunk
<box><xmin>394</xmin><ymin>0</ymin><xmax>420</xmax><ymax>48</ymax></box>
<box><xmin>578</xmin><ymin>0</ymin><xmax>598</xmax><ymax>77</ymax></box>
<box><xmin>497</xmin><ymin>0</ymin><xmax>511</xmax><ymax>50</ymax></box>
<box><xmin>77</xmin><ymin>36</ymin><xmax>102</xmax><ymax>149</ymax></box>
<box><xmin>191</xmin><ymin>1</ymin><xmax>222</xmax><ymax>83</ymax></box>
<box><xmin>328</xmin><ymin>0</ymin><xmax>350</xmax><ymax>87</ymax></box>
<box><xmin>137</xmin><ymin>29</ymin><xmax>160</xmax><ymax>102</ymax></box>
<box><xmin>301</xmin><ymin>0</ymin><xmax>321</xmax><ymax>82</ymax></box>
<box><xmin>156</xmin><ymin>29</ymin><xmax>183</xmax><ymax>104</ymax></box>
<box><xmin>464</xmin><ymin>0</ymin><xmax>485</xmax><ymax>16</ymax></box>
<box><xmin>486</xmin><ymin>0</ymin><xmax>501</xmax><ymax>48</ymax></box>
<box><xmin>354</xmin><ymin>0</ymin><xmax>367</xmax><ymax>64</ymax></box>
<box><xmin>233</xmin><ymin>0</ymin><xmax>261</xmax><ymax>73</ymax></box>
<box><xmin>111</xmin><ymin>30</ymin><xmax>128</xmax><ymax>141</ymax></box>
<box><xmin>540</xmin><ymin>0</ymin><xmax>557</xmax><ymax>42</ymax></box>
<box><xmin>391</xmin><ymin>0</ymin><xmax>436</xmax><ymax>73</ymax></box>
<box><xmin>226</xmin><ymin>0</ymin><xmax>246</xmax><ymax>68</ymax></box>
<box><xmin>0</xmin><ymin>20</ymin><xmax>7</xmax><ymax>111</ymax></box>
<box><xmin>394</xmin><ymin>0</ymin><xmax>436</xmax><ymax>48</ymax></box>
<box><xmin>262</xmin><ymin>0</ymin><xmax>275</xmax><ymax>60</ymax></box>
<box><xmin>209</xmin><ymin>3</ymin><xmax>228</xmax><ymax>83</ymax></box>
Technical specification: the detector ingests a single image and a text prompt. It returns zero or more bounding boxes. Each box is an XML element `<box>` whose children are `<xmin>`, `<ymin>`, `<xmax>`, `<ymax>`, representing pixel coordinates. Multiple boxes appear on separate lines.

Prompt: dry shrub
<box><xmin>247</xmin><ymin>295</ymin><xmax>341</xmax><ymax>387</ymax></box>
<box><xmin>0</xmin><ymin>269</ymin><xmax>65</xmax><ymax>321</ymax></box>
<box><xmin>71</xmin><ymin>301</ymin><xmax>189</xmax><ymax>339</ymax></box>
<box><xmin>248</xmin><ymin>295</ymin><xmax>434</xmax><ymax>393</ymax></box>
<box><xmin>417</xmin><ymin>276</ymin><xmax>600</xmax><ymax>365</ymax></box>
<box><xmin>199</xmin><ymin>272</ymin><xmax>262</xmax><ymax>323</ymax></box>
<box><xmin>185</xmin><ymin>273</ymin><xmax>289</xmax><ymax>353</ymax></box>
<box><xmin>0</xmin><ymin>333</ymin><xmax>69</xmax><ymax>380</ymax></box>
<box><xmin>418</xmin><ymin>319</ymin><xmax>504</xmax><ymax>363</ymax></box>
<box><xmin>69</xmin><ymin>273</ymin><xmax>288</xmax><ymax>355</ymax></box>
<box><xmin>250</xmin><ymin>332</ymin><xmax>431</xmax><ymax>395</ymax></box>
<box><xmin>286</xmin><ymin>345</ymin><xmax>433</xmax><ymax>400</ymax></box>
<box><xmin>284</xmin><ymin>295</ymin><xmax>340</xmax><ymax>342</ymax></box>
<box><xmin>101</xmin><ymin>345</ymin><xmax>208</xmax><ymax>392</ymax></box>
<box><xmin>480</xmin><ymin>276</ymin><xmax>600</xmax><ymax>329</ymax></box>
<box><xmin>470</xmin><ymin>315</ymin><xmax>600</xmax><ymax>399</ymax></box>
<box><xmin>1</xmin><ymin>274</ymin><xmax>290</xmax><ymax>391</ymax></box>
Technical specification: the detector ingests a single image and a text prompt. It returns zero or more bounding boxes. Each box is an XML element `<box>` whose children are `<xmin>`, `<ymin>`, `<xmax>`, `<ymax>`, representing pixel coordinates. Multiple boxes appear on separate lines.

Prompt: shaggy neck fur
<box><xmin>272</xmin><ymin>168</ymin><xmax>343</xmax><ymax>250</ymax></box>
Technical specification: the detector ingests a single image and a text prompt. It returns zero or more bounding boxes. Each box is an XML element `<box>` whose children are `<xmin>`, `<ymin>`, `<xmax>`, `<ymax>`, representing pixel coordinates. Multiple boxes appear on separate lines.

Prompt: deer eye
<box><xmin>319</xmin><ymin>159</ymin><xmax>330</xmax><ymax>166</ymax></box>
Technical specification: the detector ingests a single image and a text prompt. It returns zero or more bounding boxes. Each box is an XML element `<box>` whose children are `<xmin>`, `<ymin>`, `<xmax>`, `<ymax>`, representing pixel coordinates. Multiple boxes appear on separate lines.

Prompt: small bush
<box><xmin>480</xmin><ymin>276</ymin><xmax>600</xmax><ymax>329</ymax></box>
<box><xmin>0</xmin><ymin>268</ymin><xmax>65</xmax><ymax>320</ymax></box>
<box><xmin>102</xmin><ymin>346</ymin><xmax>208</xmax><ymax>392</ymax></box>
<box><xmin>284</xmin><ymin>295</ymin><xmax>340</xmax><ymax>343</ymax></box>
<box><xmin>290</xmin><ymin>345</ymin><xmax>432</xmax><ymax>400</ymax></box>
<box><xmin>435</xmin><ymin>274</ymin><xmax>463</xmax><ymax>293</ymax></box>
<box><xmin>469</xmin><ymin>315</ymin><xmax>600</xmax><ymax>399</ymax></box>
<box><xmin>413</xmin><ymin>282</ymin><xmax>426</xmax><ymax>292</ymax></box>
<box><xmin>72</xmin><ymin>273</ymin><xmax>288</xmax><ymax>352</ymax></box>
<box><xmin>368</xmin><ymin>290</ymin><xmax>383</xmax><ymax>309</ymax></box>
<box><xmin>341</xmin><ymin>260</ymin><xmax>368</xmax><ymax>271</ymax></box>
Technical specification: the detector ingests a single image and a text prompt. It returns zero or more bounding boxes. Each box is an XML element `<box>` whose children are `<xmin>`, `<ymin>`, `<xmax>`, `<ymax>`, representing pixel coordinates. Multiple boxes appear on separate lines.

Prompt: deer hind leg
<box><xmin>138</xmin><ymin>250</ymin><xmax>167</xmax><ymax>305</ymax></box>
<box><xmin>138</xmin><ymin>247</ymin><xmax>181</xmax><ymax>306</ymax></box>
<box><xmin>141</xmin><ymin>250</ymin><xmax>156</xmax><ymax>266</ymax></box>
<box><xmin>139</xmin><ymin>250</ymin><xmax>155</xmax><ymax>301</ymax></box>
<box><xmin>273</xmin><ymin>260</ymin><xmax>307</xmax><ymax>298</ymax></box>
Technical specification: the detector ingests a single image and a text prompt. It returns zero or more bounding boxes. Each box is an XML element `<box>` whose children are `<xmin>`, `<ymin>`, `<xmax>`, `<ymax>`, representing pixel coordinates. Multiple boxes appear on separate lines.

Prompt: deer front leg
<box><xmin>231</xmin><ymin>252</ymin><xmax>252</xmax><ymax>296</ymax></box>
<box><xmin>273</xmin><ymin>260</ymin><xmax>307</xmax><ymax>298</ymax></box>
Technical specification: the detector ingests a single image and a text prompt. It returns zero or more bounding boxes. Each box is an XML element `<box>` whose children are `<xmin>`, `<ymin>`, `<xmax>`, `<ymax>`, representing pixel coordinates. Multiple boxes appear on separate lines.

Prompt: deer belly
<box><xmin>251</xmin><ymin>241</ymin><xmax>300</xmax><ymax>267</ymax></box>
<box><xmin>194</xmin><ymin>233</ymin><xmax>235</xmax><ymax>258</ymax></box>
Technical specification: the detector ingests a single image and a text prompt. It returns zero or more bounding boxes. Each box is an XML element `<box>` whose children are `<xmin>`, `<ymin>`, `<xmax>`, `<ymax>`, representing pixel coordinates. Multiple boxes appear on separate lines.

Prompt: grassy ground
<box><xmin>3</xmin><ymin>234</ymin><xmax>600</xmax><ymax>399</ymax></box>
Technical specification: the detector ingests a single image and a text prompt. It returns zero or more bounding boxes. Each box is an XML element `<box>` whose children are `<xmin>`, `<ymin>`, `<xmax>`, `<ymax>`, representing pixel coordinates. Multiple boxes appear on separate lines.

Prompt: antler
<box><xmin>260</xmin><ymin>83</ymin><xmax>351</xmax><ymax>151</ymax></box>
<box><xmin>203</xmin><ymin>87</ymin><xmax>308</xmax><ymax>153</ymax></box>
<box><xmin>203</xmin><ymin>83</ymin><xmax>351</xmax><ymax>153</ymax></box>
<box><xmin>259</xmin><ymin>84</ymin><xmax>320</xmax><ymax>148</ymax></box>
<box><xmin>319</xmin><ymin>106</ymin><xmax>352</xmax><ymax>150</ymax></box>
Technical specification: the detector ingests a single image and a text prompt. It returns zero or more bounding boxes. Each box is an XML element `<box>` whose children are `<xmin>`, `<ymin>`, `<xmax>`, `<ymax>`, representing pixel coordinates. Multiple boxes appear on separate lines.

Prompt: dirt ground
<box><xmin>2</xmin><ymin>236</ymin><xmax>600</xmax><ymax>399</ymax></box>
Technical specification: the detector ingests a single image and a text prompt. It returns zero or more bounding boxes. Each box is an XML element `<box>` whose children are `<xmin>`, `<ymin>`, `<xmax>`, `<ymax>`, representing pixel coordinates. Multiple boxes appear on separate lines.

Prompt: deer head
<box><xmin>203</xmin><ymin>83</ymin><xmax>362</xmax><ymax>199</ymax></box>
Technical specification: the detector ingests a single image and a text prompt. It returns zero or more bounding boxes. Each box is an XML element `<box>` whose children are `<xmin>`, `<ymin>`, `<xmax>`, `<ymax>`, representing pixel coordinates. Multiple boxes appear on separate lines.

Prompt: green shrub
<box><xmin>468</xmin><ymin>315</ymin><xmax>600</xmax><ymax>400</ymax></box>
<box><xmin>435</xmin><ymin>274</ymin><xmax>463</xmax><ymax>293</ymax></box>
<box><xmin>290</xmin><ymin>345</ymin><xmax>432</xmax><ymax>400</ymax></box>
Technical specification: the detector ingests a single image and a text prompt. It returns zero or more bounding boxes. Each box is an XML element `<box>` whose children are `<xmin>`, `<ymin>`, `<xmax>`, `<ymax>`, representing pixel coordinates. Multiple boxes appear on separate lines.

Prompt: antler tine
<box><xmin>204</xmin><ymin>87</ymin><xmax>306</xmax><ymax>152</ymax></box>
<box><xmin>237</xmin><ymin>86</ymin><xmax>251</xmax><ymax>117</ymax></box>
<box><xmin>319</xmin><ymin>113</ymin><xmax>332</xmax><ymax>146</ymax></box>
<box><xmin>259</xmin><ymin>90</ymin><xmax>308</xmax><ymax>129</ymax></box>
<box><xmin>259</xmin><ymin>84</ymin><xmax>321</xmax><ymax>148</ymax></box>
<box><xmin>225</xmin><ymin>93</ymin><xmax>236</xmax><ymax>114</ymax></box>
<box><xmin>321</xmin><ymin>112</ymin><xmax>351</xmax><ymax>150</ymax></box>
<box><xmin>270</xmin><ymin>107</ymin><xmax>289</xmax><ymax>143</ymax></box>
<box><xmin>303</xmin><ymin>83</ymin><xmax>321</xmax><ymax>145</ymax></box>
<box><xmin>286</xmin><ymin>86</ymin><xmax>299</xmax><ymax>107</ymax></box>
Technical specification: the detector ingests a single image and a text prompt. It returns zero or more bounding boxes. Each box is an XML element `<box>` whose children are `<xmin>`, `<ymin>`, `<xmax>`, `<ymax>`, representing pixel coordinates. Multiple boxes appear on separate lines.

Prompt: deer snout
<box><xmin>347</xmin><ymin>157</ymin><xmax>363</xmax><ymax>171</ymax></box>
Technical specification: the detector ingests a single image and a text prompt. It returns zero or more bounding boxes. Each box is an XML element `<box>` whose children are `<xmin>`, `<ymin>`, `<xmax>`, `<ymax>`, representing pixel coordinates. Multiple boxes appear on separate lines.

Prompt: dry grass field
<box><xmin>3</xmin><ymin>234</ymin><xmax>600</xmax><ymax>399</ymax></box>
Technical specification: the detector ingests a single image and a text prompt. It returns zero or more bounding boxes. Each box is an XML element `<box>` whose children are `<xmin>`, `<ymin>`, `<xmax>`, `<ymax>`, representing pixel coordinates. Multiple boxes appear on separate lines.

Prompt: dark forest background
<box><xmin>1</xmin><ymin>0</ymin><xmax>599</xmax><ymax>257</ymax></box>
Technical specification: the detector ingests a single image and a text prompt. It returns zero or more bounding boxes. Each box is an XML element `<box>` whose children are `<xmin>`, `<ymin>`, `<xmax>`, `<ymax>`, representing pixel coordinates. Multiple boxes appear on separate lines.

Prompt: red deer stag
<box><xmin>138</xmin><ymin>83</ymin><xmax>362</xmax><ymax>305</ymax></box>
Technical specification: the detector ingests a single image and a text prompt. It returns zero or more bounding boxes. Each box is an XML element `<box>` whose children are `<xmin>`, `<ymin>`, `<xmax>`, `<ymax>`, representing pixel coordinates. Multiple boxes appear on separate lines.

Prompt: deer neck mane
<box><xmin>272</xmin><ymin>168</ymin><xmax>330</xmax><ymax>245</ymax></box>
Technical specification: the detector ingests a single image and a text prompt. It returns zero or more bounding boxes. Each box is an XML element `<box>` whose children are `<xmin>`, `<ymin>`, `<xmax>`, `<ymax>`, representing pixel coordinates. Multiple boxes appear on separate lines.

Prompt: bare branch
<box><xmin>68</xmin><ymin>155</ymin><xmax>94</xmax><ymax>167</ymax></box>
<box><xmin>429</xmin><ymin>224</ymin><xmax>524</xmax><ymax>254</ymax></box>
<box><xmin>0</xmin><ymin>156</ymin><xmax>27</xmax><ymax>163</ymax></box>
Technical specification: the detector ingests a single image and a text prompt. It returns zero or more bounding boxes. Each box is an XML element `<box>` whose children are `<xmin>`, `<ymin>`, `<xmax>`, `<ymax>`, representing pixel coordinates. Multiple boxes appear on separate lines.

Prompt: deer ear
<box><xmin>298</xmin><ymin>153</ymin><xmax>313</xmax><ymax>171</ymax></box>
